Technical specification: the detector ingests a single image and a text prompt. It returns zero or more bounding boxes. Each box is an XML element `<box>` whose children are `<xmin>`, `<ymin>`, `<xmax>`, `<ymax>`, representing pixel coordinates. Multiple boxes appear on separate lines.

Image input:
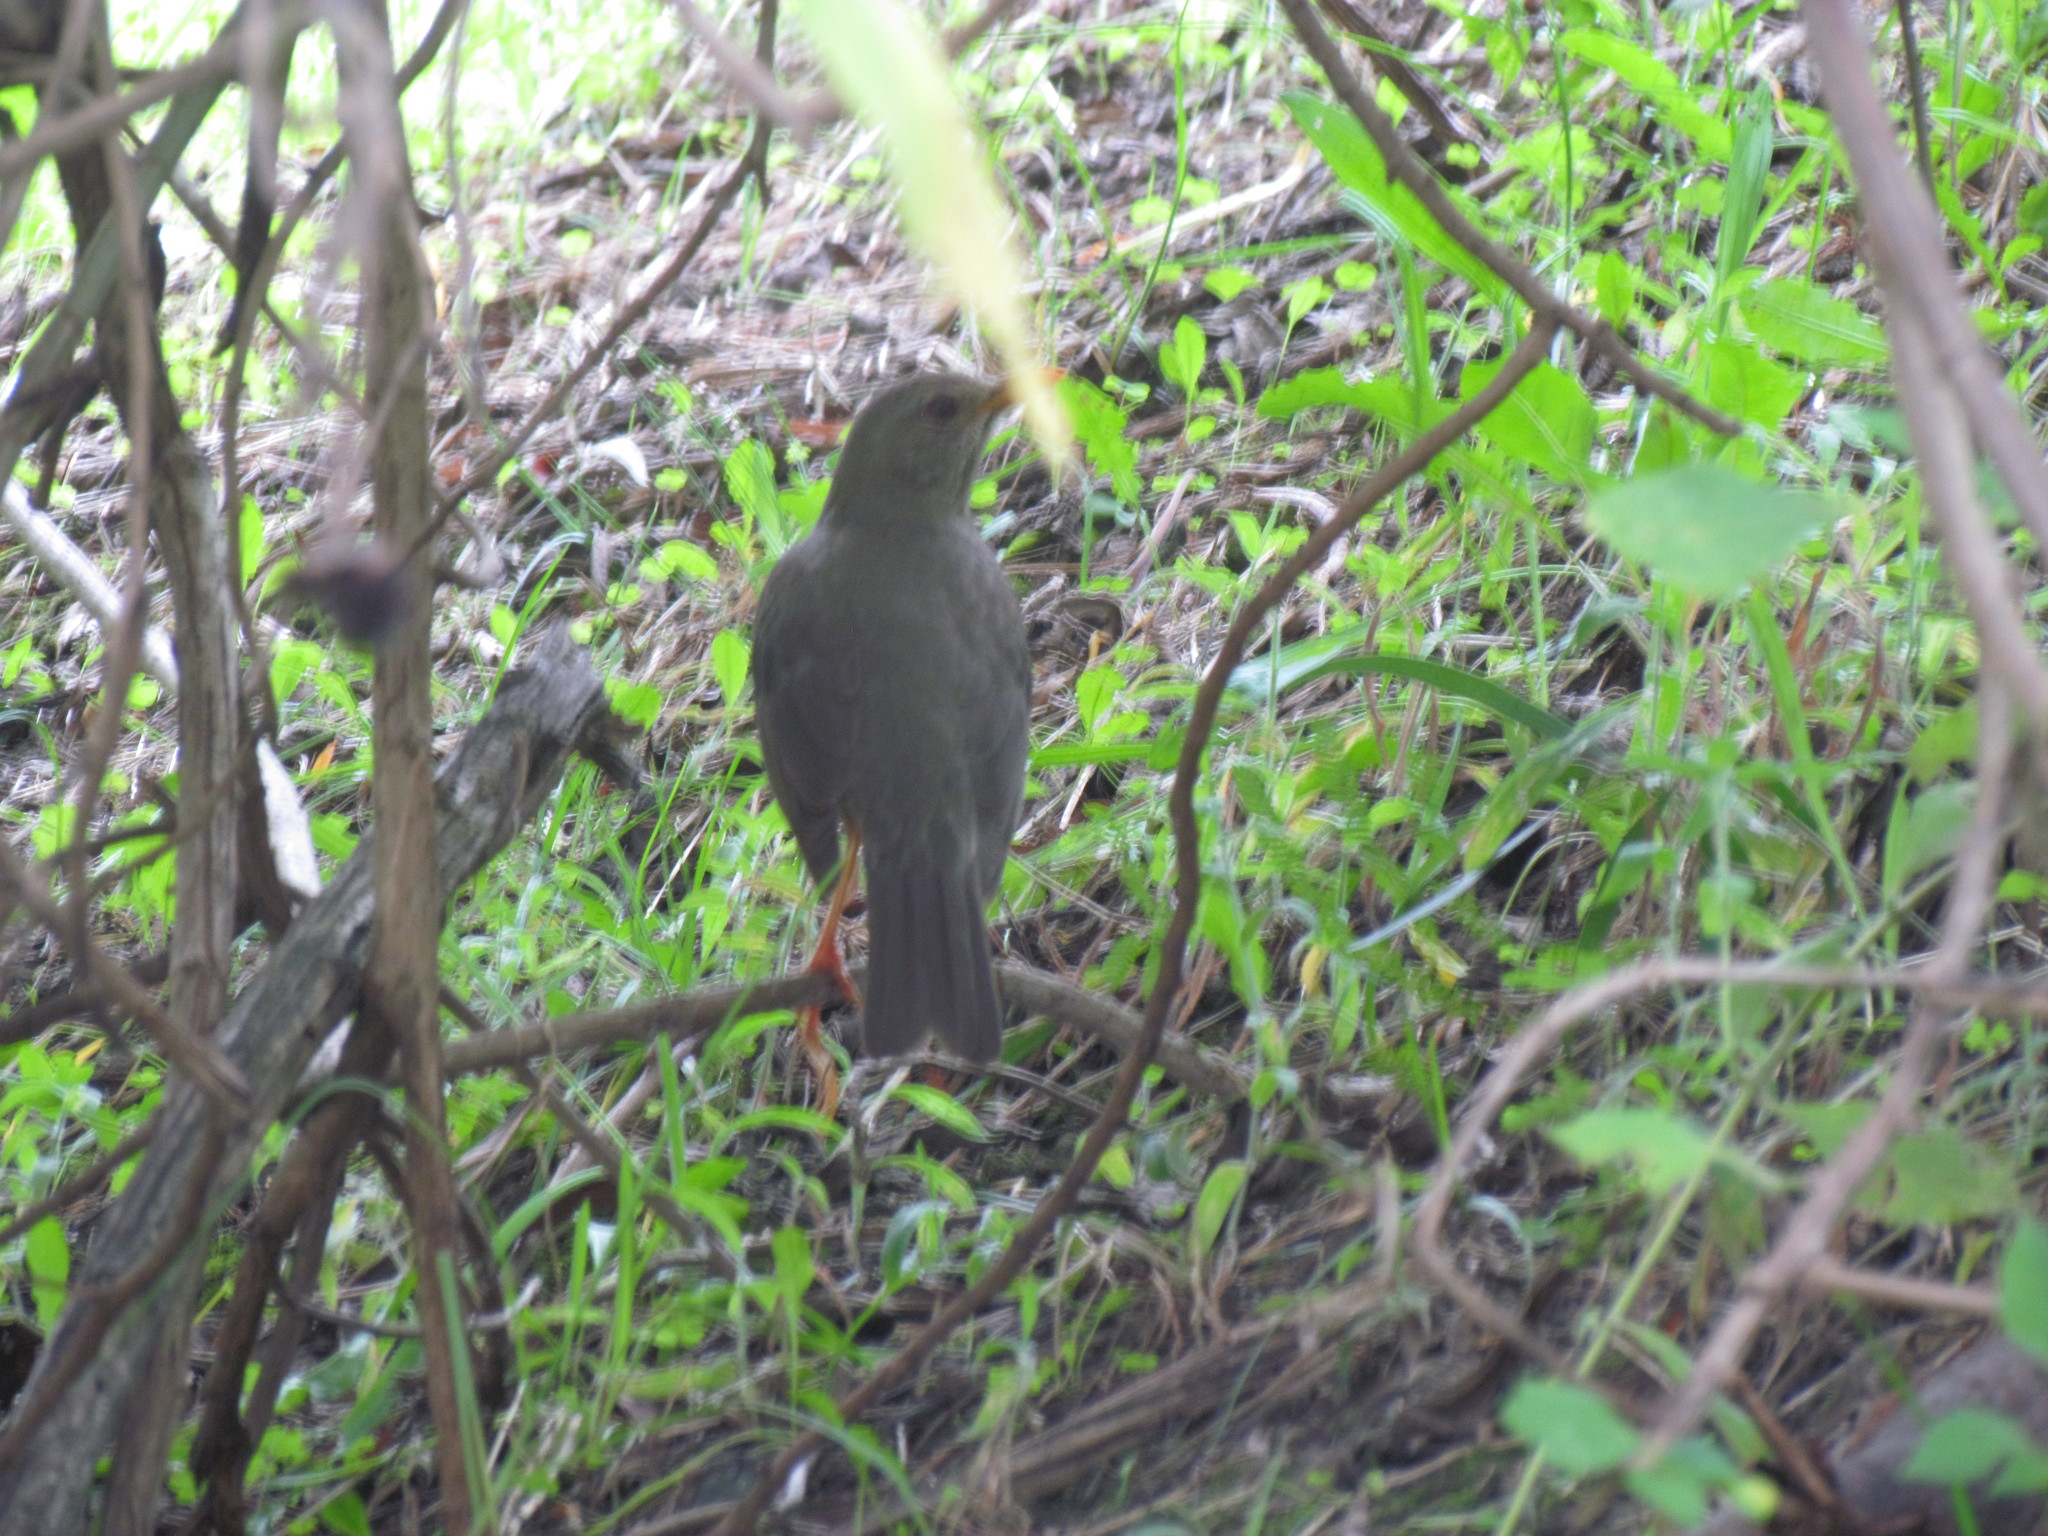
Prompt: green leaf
<box><xmin>1463</xmin><ymin>357</ymin><xmax>1596</xmax><ymax>483</ymax></box>
<box><xmin>1030</xmin><ymin>740</ymin><xmax>1156</xmax><ymax>768</ymax></box>
<box><xmin>1256</xmin><ymin>367</ymin><xmax>1449</xmax><ymax>436</ymax></box>
<box><xmin>1695</xmin><ymin>337</ymin><xmax>1805</xmax><ymax>433</ymax></box>
<box><xmin>1594</xmin><ymin>251</ymin><xmax>1634</xmax><ymax>329</ymax></box>
<box><xmin>1906</xmin><ymin>703</ymin><xmax>1978</xmax><ymax>783</ymax></box>
<box><xmin>1060</xmin><ymin>375</ymin><xmax>1139</xmax><ymax>504</ymax></box>
<box><xmin>2001</xmin><ymin>1222</ymin><xmax>2048</xmax><ymax>1367</ymax></box>
<box><xmin>1626</xmin><ymin>1437</ymin><xmax>1733</xmax><ymax>1525</ymax></box>
<box><xmin>607</xmin><ymin>679</ymin><xmax>662</xmax><ymax>729</ymax></box>
<box><xmin>642</xmin><ymin>540</ymin><xmax>720</xmax><ymax>583</ymax></box>
<box><xmin>771</xmin><ymin>1224</ymin><xmax>813</xmax><ymax>1308</ymax></box>
<box><xmin>1715</xmin><ymin>85</ymin><xmax>1776</xmax><ymax>294</ymax></box>
<box><xmin>238</xmin><ymin>493</ymin><xmax>266</xmax><ymax>587</ymax></box>
<box><xmin>1885</xmin><ymin>779</ymin><xmax>1975</xmax><ymax>892</ymax></box>
<box><xmin>1190</xmin><ymin>1159</ymin><xmax>1246</xmax><ymax>1263</ymax></box>
<box><xmin>1160</xmin><ymin>315</ymin><xmax>1206</xmax><ymax>397</ymax></box>
<box><xmin>25</xmin><ymin>1216</ymin><xmax>69</xmax><ymax>1329</ymax></box>
<box><xmin>1584</xmin><ymin>466</ymin><xmax>1832</xmax><ymax>599</ymax></box>
<box><xmin>321</xmin><ymin>1493</ymin><xmax>373</xmax><ymax>1536</ymax></box>
<box><xmin>1779</xmin><ymin>1100</ymin><xmax>1870</xmax><ymax>1159</ymax></box>
<box><xmin>880</xmin><ymin>1199</ymin><xmax>950</xmax><ymax>1285</ymax></box>
<box><xmin>711</xmin><ymin>628</ymin><xmax>751</xmax><ymax>707</ymax></box>
<box><xmin>1880</xmin><ymin>1127</ymin><xmax>2017</xmax><ymax>1225</ymax></box>
<box><xmin>1551</xmin><ymin>1106</ymin><xmax>1715</xmax><ymax>1195</ymax></box>
<box><xmin>1284</xmin><ymin>274</ymin><xmax>1331</xmax><ymax>325</ymax></box>
<box><xmin>1737</xmin><ymin>280</ymin><xmax>1889</xmax><ymax>367</ymax></box>
<box><xmin>1501</xmin><ymin>1377</ymin><xmax>1639</xmax><ymax>1474</ymax></box>
<box><xmin>1203</xmin><ymin>265</ymin><xmax>1256</xmax><ymax>301</ymax></box>
<box><xmin>889</xmin><ymin>1082</ymin><xmax>990</xmax><ymax>1141</ymax></box>
<box><xmin>1229</xmin><ymin>642</ymin><xmax>1572</xmax><ymax>740</ymax></box>
<box><xmin>1075</xmin><ymin>666</ymin><xmax>1120</xmax><ymax>735</ymax></box>
<box><xmin>723</xmin><ymin>439</ymin><xmax>782</xmax><ymax>537</ymax></box>
<box><xmin>1901</xmin><ymin>1408</ymin><xmax>2043</xmax><ymax>1487</ymax></box>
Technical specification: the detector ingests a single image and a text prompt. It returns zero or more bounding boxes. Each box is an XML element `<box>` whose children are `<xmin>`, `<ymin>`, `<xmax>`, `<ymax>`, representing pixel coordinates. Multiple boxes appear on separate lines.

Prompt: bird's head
<box><xmin>823</xmin><ymin>372</ymin><xmax>1011</xmax><ymax>524</ymax></box>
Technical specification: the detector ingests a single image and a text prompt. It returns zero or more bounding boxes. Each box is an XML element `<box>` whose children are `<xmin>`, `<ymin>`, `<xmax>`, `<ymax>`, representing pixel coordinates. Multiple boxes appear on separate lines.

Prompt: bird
<box><xmin>752</xmin><ymin>372</ymin><xmax>1031</xmax><ymax>1102</ymax></box>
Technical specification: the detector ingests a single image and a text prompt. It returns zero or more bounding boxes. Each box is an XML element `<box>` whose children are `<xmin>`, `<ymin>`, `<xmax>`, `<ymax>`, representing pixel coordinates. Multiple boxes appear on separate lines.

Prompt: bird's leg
<box><xmin>806</xmin><ymin>830</ymin><xmax>864</xmax><ymax>1006</ymax></box>
<box><xmin>797</xmin><ymin>828</ymin><xmax>862</xmax><ymax>1115</ymax></box>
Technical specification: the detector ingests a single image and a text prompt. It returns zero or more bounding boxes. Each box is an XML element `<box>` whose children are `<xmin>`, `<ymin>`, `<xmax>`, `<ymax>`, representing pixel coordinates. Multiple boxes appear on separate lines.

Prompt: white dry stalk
<box><xmin>3</xmin><ymin>477</ymin><xmax>180</xmax><ymax>687</ymax></box>
<box><xmin>2</xmin><ymin>476</ymin><xmax>320</xmax><ymax>900</ymax></box>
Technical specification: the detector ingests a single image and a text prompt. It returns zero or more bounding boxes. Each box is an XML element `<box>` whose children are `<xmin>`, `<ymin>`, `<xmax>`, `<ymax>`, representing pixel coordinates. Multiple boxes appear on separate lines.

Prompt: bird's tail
<box><xmin>861</xmin><ymin>846</ymin><xmax>1001</xmax><ymax>1061</ymax></box>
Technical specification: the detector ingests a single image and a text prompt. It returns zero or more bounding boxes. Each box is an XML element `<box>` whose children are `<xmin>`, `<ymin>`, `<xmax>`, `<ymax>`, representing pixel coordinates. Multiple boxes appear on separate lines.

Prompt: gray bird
<box><xmin>752</xmin><ymin>372</ymin><xmax>1031</xmax><ymax>1062</ymax></box>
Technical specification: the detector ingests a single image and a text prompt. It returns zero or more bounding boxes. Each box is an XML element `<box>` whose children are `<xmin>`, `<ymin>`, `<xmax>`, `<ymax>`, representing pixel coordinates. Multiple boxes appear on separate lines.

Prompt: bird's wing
<box><xmin>964</xmin><ymin>554</ymin><xmax>1032</xmax><ymax>900</ymax></box>
<box><xmin>753</xmin><ymin>539</ymin><xmax>853</xmax><ymax>882</ymax></box>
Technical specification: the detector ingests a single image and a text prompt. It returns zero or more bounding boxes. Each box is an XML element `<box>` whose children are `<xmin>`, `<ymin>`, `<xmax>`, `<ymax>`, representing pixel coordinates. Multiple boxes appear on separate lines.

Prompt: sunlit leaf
<box><xmin>1502</xmin><ymin>1378</ymin><xmax>1639</xmax><ymax>1474</ymax></box>
<box><xmin>2001</xmin><ymin>1222</ymin><xmax>2048</xmax><ymax>1367</ymax></box>
<box><xmin>1584</xmin><ymin>466</ymin><xmax>1832</xmax><ymax>599</ymax></box>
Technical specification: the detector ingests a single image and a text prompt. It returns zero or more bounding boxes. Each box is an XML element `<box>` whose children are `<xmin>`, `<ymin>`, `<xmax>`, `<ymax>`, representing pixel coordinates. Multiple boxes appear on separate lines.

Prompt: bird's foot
<box><xmin>796</xmin><ymin>1005</ymin><xmax>842</xmax><ymax>1117</ymax></box>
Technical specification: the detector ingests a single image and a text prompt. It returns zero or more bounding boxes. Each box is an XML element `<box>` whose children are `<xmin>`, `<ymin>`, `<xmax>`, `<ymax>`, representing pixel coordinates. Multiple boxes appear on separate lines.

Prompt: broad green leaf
<box><xmin>1256</xmin><ymin>367</ymin><xmax>1451</xmax><ymax>436</ymax></box>
<box><xmin>2001</xmin><ymin>1222</ymin><xmax>2048</xmax><ymax>1367</ymax></box>
<box><xmin>1715</xmin><ymin>85</ymin><xmax>1776</xmax><ymax>296</ymax></box>
<box><xmin>710</xmin><ymin>628</ymin><xmax>750</xmax><ymax>707</ymax></box>
<box><xmin>890</xmin><ymin>1082</ymin><xmax>990</xmax><ymax>1141</ymax></box>
<box><xmin>238</xmin><ymin>493</ymin><xmax>266</xmax><ymax>587</ymax></box>
<box><xmin>321</xmin><ymin>1494</ymin><xmax>373</xmax><ymax>1536</ymax></box>
<box><xmin>1695</xmin><ymin>337</ymin><xmax>1805</xmax><ymax>432</ymax></box>
<box><xmin>1884</xmin><ymin>780</ymin><xmax>1975</xmax><ymax>894</ymax></box>
<box><xmin>791</xmin><ymin>0</ymin><xmax>1069</xmax><ymax>463</ymax></box>
<box><xmin>880</xmin><ymin>1199</ymin><xmax>950</xmax><ymax>1285</ymax></box>
<box><xmin>1906</xmin><ymin>704</ymin><xmax>1978</xmax><ymax>783</ymax></box>
<box><xmin>1779</xmin><ymin>1100</ymin><xmax>1870</xmax><ymax>1159</ymax></box>
<box><xmin>1096</xmin><ymin>1140</ymin><xmax>1134</xmax><ymax>1188</ymax></box>
<box><xmin>771</xmin><ymin>1224</ymin><xmax>813</xmax><ymax>1308</ymax></box>
<box><xmin>1880</xmin><ymin>1127</ymin><xmax>2016</xmax><ymax>1225</ymax></box>
<box><xmin>723</xmin><ymin>439</ymin><xmax>781</xmax><ymax>534</ymax></box>
<box><xmin>1901</xmin><ymin>1408</ymin><xmax>2046</xmax><ymax>1488</ymax></box>
<box><xmin>26</xmin><ymin>1216</ymin><xmax>69</xmax><ymax>1330</ymax></box>
<box><xmin>607</xmin><ymin>679</ymin><xmax>662</xmax><ymax>729</ymax></box>
<box><xmin>1191</xmin><ymin>1159</ymin><xmax>1246</xmax><ymax>1262</ymax></box>
<box><xmin>1594</xmin><ymin>251</ymin><xmax>1634</xmax><ymax>328</ymax></box>
<box><xmin>1060</xmin><ymin>375</ymin><xmax>1139</xmax><ymax>504</ymax></box>
<box><xmin>1584</xmin><ymin>465</ymin><xmax>1832</xmax><ymax>599</ymax></box>
<box><xmin>642</xmin><ymin>540</ymin><xmax>719</xmax><ymax>584</ymax></box>
<box><xmin>1737</xmin><ymin>280</ymin><xmax>1889</xmax><ymax>367</ymax></box>
<box><xmin>1463</xmin><ymin>357</ymin><xmax>1596</xmax><ymax>483</ymax></box>
<box><xmin>1203</xmin><ymin>265</ymin><xmax>1256</xmax><ymax>301</ymax></box>
<box><xmin>1551</xmin><ymin>1106</ymin><xmax>1714</xmax><ymax>1195</ymax></box>
<box><xmin>1626</xmin><ymin>1436</ymin><xmax>1740</xmax><ymax>1525</ymax></box>
<box><xmin>1501</xmin><ymin>1378</ymin><xmax>1639</xmax><ymax>1474</ymax></box>
<box><xmin>1284</xmin><ymin>274</ymin><xmax>1331</xmax><ymax>325</ymax></box>
<box><xmin>1160</xmin><ymin>315</ymin><xmax>1206</xmax><ymax>397</ymax></box>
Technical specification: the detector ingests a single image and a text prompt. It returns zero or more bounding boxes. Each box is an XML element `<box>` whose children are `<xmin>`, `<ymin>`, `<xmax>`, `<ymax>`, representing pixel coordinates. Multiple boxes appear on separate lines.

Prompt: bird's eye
<box><xmin>920</xmin><ymin>396</ymin><xmax>962</xmax><ymax>423</ymax></box>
